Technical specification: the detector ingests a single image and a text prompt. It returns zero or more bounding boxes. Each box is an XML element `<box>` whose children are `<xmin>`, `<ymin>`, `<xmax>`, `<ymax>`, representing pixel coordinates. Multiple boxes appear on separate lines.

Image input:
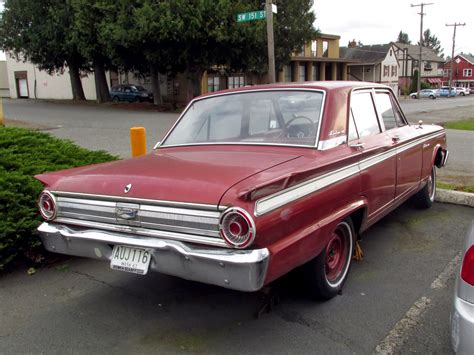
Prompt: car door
<box><xmin>373</xmin><ymin>90</ymin><xmax>422</xmax><ymax>200</ymax></box>
<box><xmin>349</xmin><ymin>90</ymin><xmax>397</xmax><ymax>220</ymax></box>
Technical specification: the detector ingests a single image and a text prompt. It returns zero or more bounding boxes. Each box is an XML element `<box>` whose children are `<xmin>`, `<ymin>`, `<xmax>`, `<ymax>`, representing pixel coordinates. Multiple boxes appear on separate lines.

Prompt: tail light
<box><xmin>461</xmin><ymin>245</ymin><xmax>474</xmax><ymax>286</ymax></box>
<box><xmin>38</xmin><ymin>191</ymin><xmax>57</xmax><ymax>221</ymax></box>
<box><xmin>219</xmin><ymin>207</ymin><xmax>256</xmax><ymax>249</ymax></box>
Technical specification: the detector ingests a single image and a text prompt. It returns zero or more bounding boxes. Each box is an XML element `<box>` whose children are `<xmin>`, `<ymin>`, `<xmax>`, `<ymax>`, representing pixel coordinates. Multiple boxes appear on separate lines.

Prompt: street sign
<box><xmin>236</xmin><ymin>10</ymin><xmax>266</xmax><ymax>22</ymax></box>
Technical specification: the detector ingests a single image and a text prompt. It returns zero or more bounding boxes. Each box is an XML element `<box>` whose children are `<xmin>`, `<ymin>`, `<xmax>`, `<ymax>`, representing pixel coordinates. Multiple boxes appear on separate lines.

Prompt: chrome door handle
<box><xmin>392</xmin><ymin>135</ymin><xmax>400</xmax><ymax>143</ymax></box>
<box><xmin>349</xmin><ymin>142</ymin><xmax>364</xmax><ymax>149</ymax></box>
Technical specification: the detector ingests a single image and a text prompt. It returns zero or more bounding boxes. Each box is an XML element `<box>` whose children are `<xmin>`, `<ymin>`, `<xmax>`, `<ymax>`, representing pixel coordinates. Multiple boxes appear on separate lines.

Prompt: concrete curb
<box><xmin>435</xmin><ymin>188</ymin><xmax>474</xmax><ymax>207</ymax></box>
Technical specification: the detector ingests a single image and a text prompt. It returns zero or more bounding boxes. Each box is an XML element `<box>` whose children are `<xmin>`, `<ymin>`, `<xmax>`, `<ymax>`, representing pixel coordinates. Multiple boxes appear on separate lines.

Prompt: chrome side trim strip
<box><xmin>255</xmin><ymin>164</ymin><xmax>359</xmax><ymax>216</ymax></box>
<box><xmin>54</xmin><ymin>217</ymin><xmax>228</xmax><ymax>247</ymax></box>
<box><xmin>53</xmin><ymin>191</ymin><xmax>225</xmax><ymax>211</ymax></box>
<box><xmin>255</xmin><ymin>130</ymin><xmax>445</xmax><ymax>216</ymax></box>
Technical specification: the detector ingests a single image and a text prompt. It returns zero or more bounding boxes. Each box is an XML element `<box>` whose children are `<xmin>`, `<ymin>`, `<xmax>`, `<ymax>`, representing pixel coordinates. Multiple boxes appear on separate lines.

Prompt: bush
<box><xmin>0</xmin><ymin>127</ymin><xmax>117</xmax><ymax>270</ymax></box>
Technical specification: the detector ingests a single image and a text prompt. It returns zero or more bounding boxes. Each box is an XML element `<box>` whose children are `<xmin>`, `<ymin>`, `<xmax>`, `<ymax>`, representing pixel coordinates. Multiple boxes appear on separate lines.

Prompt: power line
<box><xmin>446</xmin><ymin>22</ymin><xmax>466</xmax><ymax>94</ymax></box>
<box><xmin>411</xmin><ymin>2</ymin><xmax>434</xmax><ymax>98</ymax></box>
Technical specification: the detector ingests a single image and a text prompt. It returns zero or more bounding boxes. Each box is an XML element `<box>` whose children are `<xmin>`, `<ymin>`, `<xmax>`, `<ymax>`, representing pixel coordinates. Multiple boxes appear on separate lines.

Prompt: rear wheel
<box><xmin>414</xmin><ymin>166</ymin><xmax>436</xmax><ymax>208</ymax></box>
<box><xmin>430</xmin><ymin>95</ymin><xmax>435</xmax><ymax>99</ymax></box>
<box><xmin>302</xmin><ymin>218</ymin><xmax>355</xmax><ymax>300</ymax></box>
<box><xmin>112</xmin><ymin>96</ymin><xmax>120</xmax><ymax>102</ymax></box>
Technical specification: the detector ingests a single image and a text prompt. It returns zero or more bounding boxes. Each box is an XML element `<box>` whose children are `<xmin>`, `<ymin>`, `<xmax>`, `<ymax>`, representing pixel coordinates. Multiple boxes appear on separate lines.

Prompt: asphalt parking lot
<box><xmin>0</xmin><ymin>202</ymin><xmax>471</xmax><ymax>353</ymax></box>
<box><xmin>1</xmin><ymin>96</ymin><xmax>473</xmax><ymax>353</ymax></box>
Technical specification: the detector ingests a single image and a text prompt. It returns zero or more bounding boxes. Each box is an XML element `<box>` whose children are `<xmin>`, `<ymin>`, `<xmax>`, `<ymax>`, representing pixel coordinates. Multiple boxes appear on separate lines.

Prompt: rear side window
<box><xmin>350</xmin><ymin>92</ymin><xmax>380</xmax><ymax>138</ymax></box>
<box><xmin>374</xmin><ymin>92</ymin><xmax>404</xmax><ymax>130</ymax></box>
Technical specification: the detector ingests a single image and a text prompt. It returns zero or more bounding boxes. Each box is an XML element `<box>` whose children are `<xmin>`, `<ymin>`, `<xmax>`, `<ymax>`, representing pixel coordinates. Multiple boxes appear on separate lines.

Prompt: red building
<box><xmin>442</xmin><ymin>54</ymin><xmax>474</xmax><ymax>90</ymax></box>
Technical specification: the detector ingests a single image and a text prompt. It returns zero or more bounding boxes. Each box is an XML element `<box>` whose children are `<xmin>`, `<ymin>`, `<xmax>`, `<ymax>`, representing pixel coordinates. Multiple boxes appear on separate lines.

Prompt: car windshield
<box><xmin>161</xmin><ymin>90</ymin><xmax>324</xmax><ymax>147</ymax></box>
<box><xmin>135</xmin><ymin>86</ymin><xmax>147</xmax><ymax>92</ymax></box>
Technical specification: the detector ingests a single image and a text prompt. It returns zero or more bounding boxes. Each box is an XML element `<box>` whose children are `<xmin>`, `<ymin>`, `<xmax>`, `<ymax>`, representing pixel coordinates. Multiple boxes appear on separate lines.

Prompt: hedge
<box><xmin>0</xmin><ymin>127</ymin><xmax>117</xmax><ymax>270</ymax></box>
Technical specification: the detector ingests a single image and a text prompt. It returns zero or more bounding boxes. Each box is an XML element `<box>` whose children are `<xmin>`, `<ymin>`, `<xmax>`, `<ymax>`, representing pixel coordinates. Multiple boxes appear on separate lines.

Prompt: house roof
<box><xmin>459</xmin><ymin>54</ymin><xmax>474</xmax><ymax>64</ymax></box>
<box><xmin>393</xmin><ymin>42</ymin><xmax>444</xmax><ymax>62</ymax></box>
<box><xmin>339</xmin><ymin>44</ymin><xmax>392</xmax><ymax>64</ymax></box>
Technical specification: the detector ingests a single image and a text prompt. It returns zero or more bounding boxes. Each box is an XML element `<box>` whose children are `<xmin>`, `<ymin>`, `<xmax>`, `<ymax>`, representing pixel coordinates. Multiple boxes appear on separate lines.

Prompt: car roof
<box><xmin>198</xmin><ymin>81</ymin><xmax>392</xmax><ymax>99</ymax></box>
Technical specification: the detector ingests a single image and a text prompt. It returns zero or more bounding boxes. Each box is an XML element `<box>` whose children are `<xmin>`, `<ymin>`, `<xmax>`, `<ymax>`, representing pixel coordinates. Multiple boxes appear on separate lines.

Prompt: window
<box><xmin>383</xmin><ymin>65</ymin><xmax>389</xmax><ymax>77</ymax></box>
<box><xmin>311</xmin><ymin>41</ymin><xmax>317</xmax><ymax>56</ymax></box>
<box><xmin>348</xmin><ymin>112</ymin><xmax>359</xmax><ymax>141</ymax></box>
<box><xmin>374</xmin><ymin>92</ymin><xmax>404</xmax><ymax>130</ymax></box>
<box><xmin>163</xmin><ymin>91</ymin><xmax>324</xmax><ymax>147</ymax></box>
<box><xmin>322</xmin><ymin>41</ymin><xmax>328</xmax><ymax>57</ymax></box>
<box><xmin>284</xmin><ymin>65</ymin><xmax>292</xmax><ymax>82</ymax></box>
<box><xmin>443</xmin><ymin>69</ymin><xmax>451</xmax><ymax>77</ymax></box>
<box><xmin>463</xmin><ymin>69</ymin><xmax>472</xmax><ymax>77</ymax></box>
<box><xmin>391</xmin><ymin>65</ymin><xmax>397</xmax><ymax>77</ymax></box>
<box><xmin>299</xmin><ymin>45</ymin><xmax>305</xmax><ymax>56</ymax></box>
<box><xmin>299</xmin><ymin>64</ymin><xmax>306</xmax><ymax>81</ymax></box>
<box><xmin>207</xmin><ymin>76</ymin><xmax>220</xmax><ymax>92</ymax></box>
<box><xmin>248</xmin><ymin>99</ymin><xmax>279</xmax><ymax>135</ymax></box>
<box><xmin>228</xmin><ymin>76</ymin><xmax>245</xmax><ymax>89</ymax></box>
<box><xmin>350</xmin><ymin>92</ymin><xmax>380</xmax><ymax>138</ymax></box>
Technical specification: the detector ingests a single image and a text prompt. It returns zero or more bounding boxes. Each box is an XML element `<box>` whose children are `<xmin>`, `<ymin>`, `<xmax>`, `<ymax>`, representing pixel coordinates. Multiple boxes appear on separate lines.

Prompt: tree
<box><xmin>397</xmin><ymin>30</ymin><xmax>411</xmax><ymax>44</ymax></box>
<box><xmin>418</xmin><ymin>29</ymin><xmax>443</xmax><ymax>57</ymax></box>
<box><xmin>173</xmin><ymin>0</ymin><xmax>317</xmax><ymax>100</ymax></box>
<box><xmin>273</xmin><ymin>0</ymin><xmax>317</xmax><ymax>72</ymax></box>
<box><xmin>71</xmin><ymin>0</ymin><xmax>112</xmax><ymax>103</ymax></box>
<box><xmin>101</xmin><ymin>0</ymin><xmax>187</xmax><ymax>105</ymax></box>
<box><xmin>0</xmin><ymin>0</ymin><xmax>87</xmax><ymax>100</ymax></box>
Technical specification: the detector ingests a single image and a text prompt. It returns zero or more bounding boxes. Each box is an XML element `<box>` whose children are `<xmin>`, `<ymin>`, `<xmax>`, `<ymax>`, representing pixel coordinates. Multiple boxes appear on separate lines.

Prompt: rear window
<box><xmin>162</xmin><ymin>90</ymin><xmax>324</xmax><ymax>147</ymax></box>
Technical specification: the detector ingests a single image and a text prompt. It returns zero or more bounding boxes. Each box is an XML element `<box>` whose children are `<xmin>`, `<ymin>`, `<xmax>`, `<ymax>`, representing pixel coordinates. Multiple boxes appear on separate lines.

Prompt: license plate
<box><xmin>110</xmin><ymin>245</ymin><xmax>151</xmax><ymax>275</ymax></box>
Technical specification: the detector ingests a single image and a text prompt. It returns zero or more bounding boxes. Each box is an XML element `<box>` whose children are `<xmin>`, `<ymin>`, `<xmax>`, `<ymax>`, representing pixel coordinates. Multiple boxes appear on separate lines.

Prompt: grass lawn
<box><xmin>437</xmin><ymin>181</ymin><xmax>474</xmax><ymax>193</ymax></box>
<box><xmin>444</xmin><ymin>119</ymin><xmax>474</xmax><ymax>131</ymax></box>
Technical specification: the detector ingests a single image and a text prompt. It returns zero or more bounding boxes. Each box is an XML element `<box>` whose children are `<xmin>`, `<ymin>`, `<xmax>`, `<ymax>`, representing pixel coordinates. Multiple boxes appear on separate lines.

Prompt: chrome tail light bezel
<box><xmin>38</xmin><ymin>190</ymin><xmax>58</xmax><ymax>221</ymax></box>
<box><xmin>219</xmin><ymin>207</ymin><xmax>256</xmax><ymax>249</ymax></box>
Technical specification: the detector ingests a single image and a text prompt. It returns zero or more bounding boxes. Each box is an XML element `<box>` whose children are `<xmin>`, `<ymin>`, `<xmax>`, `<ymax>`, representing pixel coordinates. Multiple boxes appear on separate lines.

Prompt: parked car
<box><xmin>35</xmin><ymin>82</ymin><xmax>448</xmax><ymax>300</ymax></box>
<box><xmin>409</xmin><ymin>89</ymin><xmax>439</xmax><ymax>99</ymax></box>
<box><xmin>451</xmin><ymin>222</ymin><xmax>474</xmax><ymax>354</ymax></box>
<box><xmin>455</xmin><ymin>87</ymin><xmax>470</xmax><ymax>96</ymax></box>
<box><xmin>110</xmin><ymin>84</ymin><xmax>153</xmax><ymax>102</ymax></box>
<box><xmin>439</xmin><ymin>87</ymin><xmax>457</xmax><ymax>97</ymax></box>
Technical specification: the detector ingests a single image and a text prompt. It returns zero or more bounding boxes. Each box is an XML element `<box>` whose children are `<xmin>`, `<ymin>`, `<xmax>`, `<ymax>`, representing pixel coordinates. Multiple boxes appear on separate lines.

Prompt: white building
<box><xmin>5</xmin><ymin>53</ymin><xmax>101</xmax><ymax>100</ymax></box>
<box><xmin>340</xmin><ymin>43</ymin><xmax>400</xmax><ymax>95</ymax></box>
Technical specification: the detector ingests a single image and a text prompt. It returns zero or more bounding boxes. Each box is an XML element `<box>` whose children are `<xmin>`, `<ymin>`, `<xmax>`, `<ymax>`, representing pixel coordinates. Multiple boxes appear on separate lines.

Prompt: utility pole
<box><xmin>411</xmin><ymin>2</ymin><xmax>433</xmax><ymax>99</ymax></box>
<box><xmin>446</xmin><ymin>22</ymin><xmax>466</xmax><ymax>97</ymax></box>
<box><xmin>266</xmin><ymin>0</ymin><xmax>276</xmax><ymax>83</ymax></box>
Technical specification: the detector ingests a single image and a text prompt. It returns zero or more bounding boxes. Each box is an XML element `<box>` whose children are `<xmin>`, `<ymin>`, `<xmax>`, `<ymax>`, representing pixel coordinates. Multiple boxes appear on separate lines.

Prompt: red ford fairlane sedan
<box><xmin>35</xmin><ymin>82</ymin><xmax>448</xmax><ymax>300</ymax></box>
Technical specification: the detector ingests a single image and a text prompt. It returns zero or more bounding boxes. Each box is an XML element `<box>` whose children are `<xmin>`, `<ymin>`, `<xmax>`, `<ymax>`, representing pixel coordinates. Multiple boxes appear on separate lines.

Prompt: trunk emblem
<box><xmin>115</xmin><ymin>206</ymin><xmax>138</xmax><ymax>220</ymax></box>
<box><xmin>124</xmin><ymin>183</ymin><xmax>132</xmax><ymax>193</ymax></box>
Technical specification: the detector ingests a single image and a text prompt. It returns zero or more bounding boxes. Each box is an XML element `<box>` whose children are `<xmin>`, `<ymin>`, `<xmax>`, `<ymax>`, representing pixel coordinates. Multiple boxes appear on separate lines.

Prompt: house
<box><xmin>442</xmin><ymin>54</ymin><xmax>474</xmax><ymax>90</ymax></box>
<box><xmin>392</xmin><ymin>42</ymin><xmax>444</xmax><ymax>92</ymax></box>
<box><xmin>201</xmin><ymin>33</ymin><xmax>354</xmax><ymax>96</ymax></box>
<box><xmin>339</xmin><ymin>43</ymin><xmax>399</xmax><ymax>94</ymax></box>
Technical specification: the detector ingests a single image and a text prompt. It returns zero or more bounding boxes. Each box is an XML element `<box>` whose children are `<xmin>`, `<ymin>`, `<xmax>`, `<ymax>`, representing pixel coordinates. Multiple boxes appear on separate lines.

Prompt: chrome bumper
<box><xmin>38</xmin><ymin>222</ymin><xmax>270</xmax><ymax>292</ymax></box>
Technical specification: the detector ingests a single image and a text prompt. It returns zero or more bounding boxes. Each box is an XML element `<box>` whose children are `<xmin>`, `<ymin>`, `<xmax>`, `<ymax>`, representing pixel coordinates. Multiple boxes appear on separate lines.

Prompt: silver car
<box><xmin>409</xmin><ymin>89</ymin><xmax>439</xmax><ymax>99</ymax></box>
<box><xmin>451</xmin><ymin>221</ymin><xmax>474</xmax><ymax>354</ymax></box>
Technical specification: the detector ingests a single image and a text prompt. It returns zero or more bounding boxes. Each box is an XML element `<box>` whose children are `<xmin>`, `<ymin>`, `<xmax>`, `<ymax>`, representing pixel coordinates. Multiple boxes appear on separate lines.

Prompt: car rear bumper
<box><xmin>451</xmin><ymin>295</ymin><xmax>474</xmax><ymax>354</ymax></box>
<box><xmin>38</xmin><ymin>222</ymin><xmax>270</xmax><ymax>292</ymax></box>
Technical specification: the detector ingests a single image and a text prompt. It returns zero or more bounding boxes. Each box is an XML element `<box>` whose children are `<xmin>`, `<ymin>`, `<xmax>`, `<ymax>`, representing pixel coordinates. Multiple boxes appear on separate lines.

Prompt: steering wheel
<box><xmin>284</xmin><ymin>115</ymin><xmax>315</xmax><ymax>138</ymax></box>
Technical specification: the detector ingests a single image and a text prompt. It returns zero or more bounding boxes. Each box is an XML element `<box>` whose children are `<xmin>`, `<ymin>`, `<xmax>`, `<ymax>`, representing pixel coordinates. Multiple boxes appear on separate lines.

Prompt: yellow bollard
<box><xmin>0</xmin><ymin>97</ymin><xmax>4</xmax><ymax>127</ymax></box>
<box><xmin>130</xmin><ymin>127</ymin><xmax>147</xmax><ymax>157</ymax></box>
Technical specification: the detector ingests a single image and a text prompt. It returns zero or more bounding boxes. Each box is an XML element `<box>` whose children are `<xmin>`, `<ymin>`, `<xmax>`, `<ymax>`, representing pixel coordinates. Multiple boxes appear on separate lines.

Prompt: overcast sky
<box><xmin>1</xmin><ymin>1</ymin><xmax>472</xmax><ymax>61</ymax></box>
<box><xmin>313</xmin><ymin>0</ymin><xmax>473</xmax><ymax>56</ymax></box>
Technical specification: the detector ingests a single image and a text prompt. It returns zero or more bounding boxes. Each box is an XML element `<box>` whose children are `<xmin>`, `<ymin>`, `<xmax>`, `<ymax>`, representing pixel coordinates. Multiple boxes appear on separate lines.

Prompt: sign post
<box><xmin>236</xmin><ymin>1</ymin><xmax>276</xmax><ymax>84</ymax></box>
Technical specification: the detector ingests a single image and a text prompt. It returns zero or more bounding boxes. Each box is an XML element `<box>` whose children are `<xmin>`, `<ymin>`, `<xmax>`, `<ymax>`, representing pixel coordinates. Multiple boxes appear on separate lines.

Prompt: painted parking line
<box><xmin>375</xmin><ymin>253</ymin><xmax>462</xmax><ymax>354</ymax></box>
